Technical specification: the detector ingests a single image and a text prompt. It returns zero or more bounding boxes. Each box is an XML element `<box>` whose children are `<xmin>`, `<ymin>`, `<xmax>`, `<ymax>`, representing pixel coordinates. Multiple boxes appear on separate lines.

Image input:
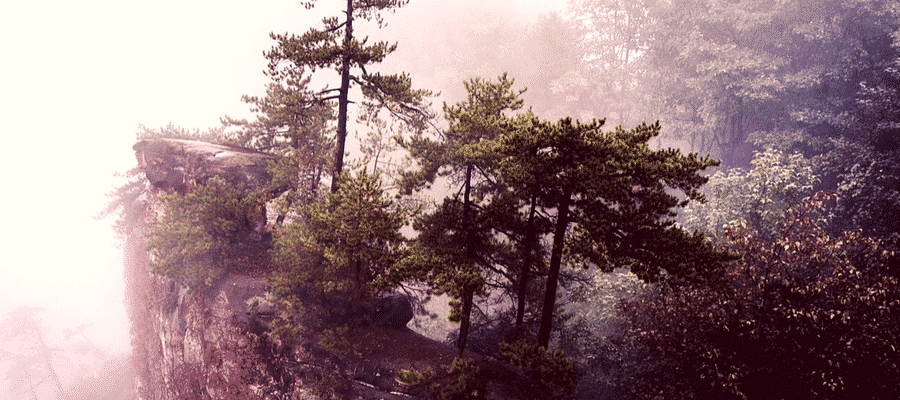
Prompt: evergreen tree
<box><xmin>398</xmin><ymin>74</ymin><xmax>527</xmax><ymax>355</ymax></box>
<box><xmin>223</xmin><ymin>68</ymin><xmax>334</xmax><ymax>204</ymax></box>
<box><xmin>269</xmin><ymin>171</ymin><xmax>408</xmax><ymax>351</ymax></box>
<box><xmin>497</xmin><ymin>116</ymin><xmax>735</xmax><ymax>347</ymax></box>
<box><xmin>260</xmin><ymin>0</ymin><xmax>435</xmax><ymax>193</ymax></box>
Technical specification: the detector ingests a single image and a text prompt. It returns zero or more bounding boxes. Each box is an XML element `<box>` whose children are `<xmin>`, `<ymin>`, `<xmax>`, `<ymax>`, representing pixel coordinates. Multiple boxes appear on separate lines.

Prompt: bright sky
<box><xmin>0</xmin><ymin>0</ymin><xmax>567</xmax><ymax>356</ymax></box>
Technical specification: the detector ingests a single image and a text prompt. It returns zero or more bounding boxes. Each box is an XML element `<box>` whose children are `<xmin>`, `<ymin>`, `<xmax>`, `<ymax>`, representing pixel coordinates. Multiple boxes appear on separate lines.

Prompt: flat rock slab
<box><xmin>133</xmin><ymin>138</ymin><xmax>272</xmax><ymax>193</ymax></box>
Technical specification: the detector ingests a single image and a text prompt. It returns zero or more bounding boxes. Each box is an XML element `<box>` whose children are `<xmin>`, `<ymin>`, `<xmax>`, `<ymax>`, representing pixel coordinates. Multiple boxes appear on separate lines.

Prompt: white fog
<box><xmin>0</xmin><ymin>0</ymin><xmax>566</xmax><ymax>397</ymax></box>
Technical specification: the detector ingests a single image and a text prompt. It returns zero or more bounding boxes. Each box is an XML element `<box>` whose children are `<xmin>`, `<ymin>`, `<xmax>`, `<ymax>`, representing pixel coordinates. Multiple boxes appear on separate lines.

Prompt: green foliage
<box><xmin>497</xmin><ymin>115</ymin><xmax>735</xmax><ymax>346</ymax></box>
<box><xmin>397</xmin><ymin>74</ymin><xmax>529</xmax><ymax>353</ymax></box>
<box><xmin>438</xmin><ymin>358</ymin><xmax>487</xmax><ymax>400</ymax></box>
<box><xmin>621</xmin><ymin>191</ymin><xmax>900</xmax><ymax>399</ymax></box>
<box><xmin>398</xmin><ymin>73</ymin><xmax>524</xmax><ymax>195</ymax></box>
<box><xmin>277</xmin><ymin>170</ymin><xmax>406</xmax><ymax>294</ymax></box>
<box><xmin>97</xmin><ymin>166</ymin><xmax>148</xmax><ymax>240</ymax></box>
<box><xmin>269</xmin><ymin>171</ymin><xmax>408</xmax><ymax>351</ymax></box>
<box><xmin>682</xmin><ymin>148</ymin><xmax>819</xmax><ymax>242</ymax></box>
<box><xmin>224</xmin><ymin>74</ymin><xmax>333</xmax><ymax>152</ymax></box>
<box><xmin>147</xmin><ymin>176</ymin><xmax>264</xmax><ymax>289</ymax></box>
<box><xmin>499</xmin><ymin>117</ymin><xmax>730</xmax><ymax>282</ymax></box>
<box><xmin>136</xmin><ymin>123</ymin><xmax>226</xmax><ymax>142</ymax></box>
<box><xmin>570</xmin><ymin>0</ymin><xmax>900</xmax><ymax>167</ymax></box>
<box><xmin>101</xmin><ymin>124</ymin><xmax>229</xmax><ymax>241</ymax></box>
<box><xmin>316</xmin><ymin>326</ymin><xmax>356</xmax><ymax>359</ymax></box>
<box><xmin>829</xmin><ymin>143</ymin><xmax>900</xmax><ymax>239</ymax></box>
<box><xmin>561</xmin><ymin>269</ymin><xmax>652</xmax><ymax>397</ymax></box>
<box><xmin>311</xmin><ymin>373</ymin><xmax>351</xmax><ymax>400</ymax></box>
<box><xmin>222</xmin><ymin>52</ymin><xmax>334</xmax><ymax>202</ymax></box>
<box><xmin>499</xmin><ymin>336</ymin><xmax>578</xmax><ymax>397</ymax></box>
<box><xmin>261</xmin><ymin>0</ymin><xmax>434</xmax><ymax>191</ymax></box>
<box><xmin>396</xmin><ymin>367</ymin><xmax>431</xmax><ymax>388</ymax></box>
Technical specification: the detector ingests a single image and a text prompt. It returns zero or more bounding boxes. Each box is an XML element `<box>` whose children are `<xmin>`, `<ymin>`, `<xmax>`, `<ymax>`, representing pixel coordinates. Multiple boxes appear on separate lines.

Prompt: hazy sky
<box><xmin>0</xmin><ymin>0</ymin><xmax>568</xmax><ymax>357</ymax></box>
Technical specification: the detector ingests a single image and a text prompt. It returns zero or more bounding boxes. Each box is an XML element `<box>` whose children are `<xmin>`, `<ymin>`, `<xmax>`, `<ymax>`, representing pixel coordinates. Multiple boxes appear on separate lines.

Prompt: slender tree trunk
<box><xmin>331</xmin><ymin>0</ymin><xmax>354</xmax><ymax>193</ymax></box>
<box><xmin>516</xmin><ymin>193</ymin><xmax>538</xmax><ymax>326</ymax></box>
<box><xmin>457</xmin><ymin>286</ymin><xmax>474</xmax><ymax>356</ymax></box>
<box><xmin>537</xmin><ymin>187</ymin><xmax>572</xmax><ymax>348</ymax></box>
<box><xmin>457</xmin><ymin>163</ymin><xmax>475</xmax><ymax>356</ymax></box>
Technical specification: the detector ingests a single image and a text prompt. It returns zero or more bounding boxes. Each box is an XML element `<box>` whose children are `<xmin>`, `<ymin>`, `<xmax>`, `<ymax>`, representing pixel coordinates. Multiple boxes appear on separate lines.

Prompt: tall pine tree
<box><xmin>398</xmin><ymin>74</ymin><xmax>526</xmax><ymax>355</ymax></box>
<box><xmin>497</xmin><ymin>116</ymin><xmax>735</xmax><ymax>347</ymax></box>
<box><xmin>263</xmin><ymin>0</ymin><xmax>434</xmax><ymax>192</ymax></box>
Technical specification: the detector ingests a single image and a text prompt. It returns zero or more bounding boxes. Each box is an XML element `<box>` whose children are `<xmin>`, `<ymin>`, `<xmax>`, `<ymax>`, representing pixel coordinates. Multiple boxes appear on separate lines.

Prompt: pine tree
<box><xmin>269</xmin><ymin>171</ymin><xmax>408</xmax><ymax>352</ymax></box>
<box><xmin>261</xmin><ymin>0</ymin><xmax>435</xmax><ymax>193</ymax></box>
<box><xmin>398</xmin><ymin>74</ymin><xmax>526</xmax><ymax>355</ymax></box>
<box><xmin>497</xmin><ymin>116</ymin><xmax>735</xmax><ymax>347</ymax></box>
<box><xmin>223</xmin><ymin>69</ymin><xmax>334</xmax><ymax>204</ymax></box>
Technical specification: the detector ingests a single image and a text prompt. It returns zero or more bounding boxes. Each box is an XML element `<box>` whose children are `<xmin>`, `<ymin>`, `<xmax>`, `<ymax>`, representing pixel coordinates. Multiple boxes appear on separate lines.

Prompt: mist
<box><xmin>0</xmin><ymin>0</ymin><xmax>568</xmax><ymax>397</ymax></box>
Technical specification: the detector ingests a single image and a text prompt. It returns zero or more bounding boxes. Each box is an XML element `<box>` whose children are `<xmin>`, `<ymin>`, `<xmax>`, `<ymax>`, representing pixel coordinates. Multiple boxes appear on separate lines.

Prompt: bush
<box><xmin>147</xmin><ymin>176</ymin><xmax>264</xmax><ymax>289</ymax></box>
<box><xmin>499</xmin><ymin>335</ymin><xmax>578</xmax><ymax>398</ymax></box>
<box><xmin>439</xmin><ymin>358</ymin><xmax>487</xmax><ymax>400</ymax></box>
<box><xmin>622</xmin><ymin>192</ymin><xmax>900</xmax><ymax>399</ymax></box>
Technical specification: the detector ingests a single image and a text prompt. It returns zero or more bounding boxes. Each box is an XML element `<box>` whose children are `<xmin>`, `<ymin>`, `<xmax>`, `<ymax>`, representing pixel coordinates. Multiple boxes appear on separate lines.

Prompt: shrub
<box><xmin>622</xmin><ymin>191</ymin><xmax>900</xmax><ymax>399</ymax></box>
<box><xmin>499</xmin><ymin>336</ymin><xmax>578</xmax><ymax>398</ymax></box>
<box><xmin>439</xmin><ymin>358</ymin><xmax>487</xmax><ymax>400</ymax></box>
<box><xmin>147</xmin><ymin>176</ymin><xmax>264</xmax><ymax>289</ymax></box>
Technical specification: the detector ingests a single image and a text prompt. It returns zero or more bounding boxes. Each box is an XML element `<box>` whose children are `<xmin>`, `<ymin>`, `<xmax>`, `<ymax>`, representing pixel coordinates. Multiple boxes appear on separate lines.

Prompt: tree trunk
<box><xmin>537</xmin><ymin>187</ymin><xmax>572</xmax><ymax>348</ymax></box>
<box><xmin>457</xmin><ymin>163</ymin><xmax>475</xmax><ymax>356</ymax></box>
<box><xmin>331</xmin><ymin>0</ymin><xmax>354</xmax><ymax>193</ymax></box>
<box><xmin>516</xmin><ymin>193</ymin><xmax>538</xmax><ymax>326</ymax></box>
<box><xmin>457</xmin><ymin>286</ymin><xmax>474</xmax><ymax>356</ymax></box>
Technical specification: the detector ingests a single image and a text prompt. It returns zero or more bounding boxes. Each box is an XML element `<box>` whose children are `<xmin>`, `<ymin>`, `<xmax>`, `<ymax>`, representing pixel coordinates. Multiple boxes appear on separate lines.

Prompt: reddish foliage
<box><xmin>620</xmin><ymin>191</ymin><xmax>900</xmax><ymax>399</ymax></box>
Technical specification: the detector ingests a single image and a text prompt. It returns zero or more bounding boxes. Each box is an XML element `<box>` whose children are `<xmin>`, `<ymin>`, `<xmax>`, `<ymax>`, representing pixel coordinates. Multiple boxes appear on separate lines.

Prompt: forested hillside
<box><xmin>108</xmin><ymin>1</ymin><xmax>900</xmax><ymax>398</ymax></box>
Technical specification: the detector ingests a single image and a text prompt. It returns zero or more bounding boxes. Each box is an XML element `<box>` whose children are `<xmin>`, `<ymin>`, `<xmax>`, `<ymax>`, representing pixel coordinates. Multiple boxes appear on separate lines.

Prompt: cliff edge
<box><xmin>123</xmin><ymin>139</ymin><xmax>546</xmax><ymax>400</ymax></box>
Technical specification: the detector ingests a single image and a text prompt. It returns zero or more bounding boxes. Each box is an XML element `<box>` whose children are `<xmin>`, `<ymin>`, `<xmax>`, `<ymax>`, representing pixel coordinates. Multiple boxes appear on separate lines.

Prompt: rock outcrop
<box><xmin>123</xmin><ymin>139</ymin><xmax>545</xmax><ymax>400</ymax></box>
<box><xmin>125</xmin><ymin>139</ymin><xmax>279</xmax><ymax>399</ymax></box>
<box><xmin>133</xmin><ymin>139</ymin><xmax>272</xmax><ymax>194</ymax></box>
<box><xmin>374</xmin><ymin>294</ymin><xmax>415</xmax><ymax>329</ymax></box>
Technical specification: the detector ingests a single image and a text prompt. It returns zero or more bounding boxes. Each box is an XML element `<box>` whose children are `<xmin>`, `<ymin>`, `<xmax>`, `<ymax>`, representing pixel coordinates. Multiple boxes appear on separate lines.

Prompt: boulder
<box><xmin>373</xmin><ymin>294</ymin><xmax>414</xmax><ymax>329</ymax></box>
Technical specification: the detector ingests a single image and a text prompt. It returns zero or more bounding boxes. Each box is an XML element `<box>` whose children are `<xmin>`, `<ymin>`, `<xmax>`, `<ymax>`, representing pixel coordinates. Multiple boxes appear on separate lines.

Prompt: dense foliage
<box><xmin>268</xmin><ymin>171</ymin><xmax>408</xmax><ymax>352</ymax></box>
<box><xmin>497</xmin><ymin>115</ymin><xmax>736</xmax><ymax>346</ymax></box>
<box><xmin>682</xmin><ymin>148</ymin><xmax>819</xmax><ymax>242</ymax></box>
<box><xmin>567</xmin><ymin>0</ymin><xmax>900</xmax><ymax>165</ymax></box>
<box><xmin>147</xmin><ymin>176</ymin><xmax>265</xmax><ymax>289</ymax></box>
<box><xmin>397</xmin><ymin>74</ymin><xmax>528</xmax><ymax>354</ymax></box>
<box><xmin>499</xmin><ymin>334</ymin><xmax>578</xmax><ymax>397</ymax></box>
<box><xmin>621</xmin><ymin>192</ymin><xmax>899</xmax><ymax>399</ymax></box>
<box><xmin>241</xmin><ymin>0</ymin><xmax>433</xmax><ymax>192</ymax></box>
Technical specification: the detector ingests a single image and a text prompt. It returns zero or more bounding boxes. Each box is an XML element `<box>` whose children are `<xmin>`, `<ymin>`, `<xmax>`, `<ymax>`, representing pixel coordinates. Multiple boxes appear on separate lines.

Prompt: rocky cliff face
<box><xmin>123</xmin><ymin>139</ymin><xmax>545</xmax><ymax>400</ymax></box>
<box><xmin>125</xmin><ymin>139</ymin><xmax>275</xmax><ymax>398</ymax></box>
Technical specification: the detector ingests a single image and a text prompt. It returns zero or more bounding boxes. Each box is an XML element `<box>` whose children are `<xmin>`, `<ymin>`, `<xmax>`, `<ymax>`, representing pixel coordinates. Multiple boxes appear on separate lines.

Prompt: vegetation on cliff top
<box><xmin>106</xmin><ymin>0</ymin><xmax>900</xmax><ymax>398</ymax></box>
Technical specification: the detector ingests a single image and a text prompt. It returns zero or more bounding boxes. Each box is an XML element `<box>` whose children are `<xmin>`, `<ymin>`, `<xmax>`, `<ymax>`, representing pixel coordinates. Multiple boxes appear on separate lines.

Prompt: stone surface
<box><xmin>133</xmin><ymin>138</ymin><xmax>272</xmax><ymax>193</ymax></box>
<box><xmin>374</xmin><ymin>294</ymin><xmax>415</xmax><ymax>329</ymax></box>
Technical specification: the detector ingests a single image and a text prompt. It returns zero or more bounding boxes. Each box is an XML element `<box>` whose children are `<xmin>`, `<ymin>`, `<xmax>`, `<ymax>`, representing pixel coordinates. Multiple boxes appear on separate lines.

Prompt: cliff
<box><xmin>123</xmin><ymin>139</ymin><xmax>547</xmax><ymax>400</ymax></box>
